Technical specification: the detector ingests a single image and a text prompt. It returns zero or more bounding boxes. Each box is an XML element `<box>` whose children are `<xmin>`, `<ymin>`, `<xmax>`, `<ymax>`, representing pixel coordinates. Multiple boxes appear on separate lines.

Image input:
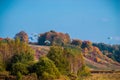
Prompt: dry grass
<box><xmin>81</xmin><ymin>73</ymin><xmax>120</xmax><ymax>80</ymax></box>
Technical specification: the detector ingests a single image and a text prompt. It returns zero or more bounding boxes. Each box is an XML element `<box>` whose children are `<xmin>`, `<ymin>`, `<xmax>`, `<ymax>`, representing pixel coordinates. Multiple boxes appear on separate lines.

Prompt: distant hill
<box><xmin>93</xmin><ymin>43</ymin><xmax>120</xmax><ymax>63</ymax></box>
<box><xmin>83</xmin><ymin>46</ymin><xmax>120</xmax><ymax>70</ymax></box>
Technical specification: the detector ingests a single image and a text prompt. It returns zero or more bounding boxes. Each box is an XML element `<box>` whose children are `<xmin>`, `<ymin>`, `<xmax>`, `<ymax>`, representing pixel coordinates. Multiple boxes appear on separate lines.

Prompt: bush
<box><xmin>8</xmin><ymin>50</ymin><xmax>34</xmax><ymax>74</ymax></box>
<box><xmin>33</xmin><ymin>57</ymin><xmax>61</xmax><ymax>80</ymax></box>
<box><xmin>16</xmin><ymin>72</ymin><xmax>22</xmax><ymax>80</ymax></box>
<box><xmin>11</xmin><ymin>62</ymin><xmax>28</xmax><ymax>75</ymax></box>
<box><xmin>77</xmin><ymin>65</ymin><xmax>90</xmax><ymax>77</ymax></box>
<box><xmin>10</xmin><ymin>52</ymin><xmax>34</xmax><ymax>64</ymax></box>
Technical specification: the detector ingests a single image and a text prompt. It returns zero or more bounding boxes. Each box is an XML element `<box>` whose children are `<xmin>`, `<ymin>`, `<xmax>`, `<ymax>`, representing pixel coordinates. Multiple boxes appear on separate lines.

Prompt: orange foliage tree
<box><xmin>15</xmin><ymin>31</ymin><xmax>29</xmax><ymax>43</ymax></box>
<box><xmin>38</xmin><ymin>30</ymin><xmax>71</xmax><ymax>46</ymax></box>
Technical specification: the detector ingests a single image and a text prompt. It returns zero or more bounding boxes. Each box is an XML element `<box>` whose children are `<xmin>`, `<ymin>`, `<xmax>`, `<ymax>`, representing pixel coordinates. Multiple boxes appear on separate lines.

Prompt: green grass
<box><xmin>81</xmin><ymin>73</ymin><xmax>120</xmax><ymax>80</ymax></box>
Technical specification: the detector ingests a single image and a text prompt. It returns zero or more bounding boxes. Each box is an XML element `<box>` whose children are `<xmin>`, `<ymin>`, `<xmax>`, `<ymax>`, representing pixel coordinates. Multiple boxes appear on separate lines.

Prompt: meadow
<box><xmin>82</xmin><ymin>73</ymin><xmax>120</xmax><ymax>80</ymax></box>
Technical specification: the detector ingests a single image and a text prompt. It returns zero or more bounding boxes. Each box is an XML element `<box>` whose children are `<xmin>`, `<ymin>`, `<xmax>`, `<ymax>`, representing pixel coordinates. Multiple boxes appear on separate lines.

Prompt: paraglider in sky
<box><xmin>107</xmin><ymin>37</ymin><xmax>113</xmax><ymax>45</ymax></box>
<box><xmin>29</xmin><ymin>37</ymin><xmax>34</xmax><ymax>41</ymax></box>
<box><xmin>107</xmin><ymin>37</ymin><xmax>112</xmax><ymax>40</ymax></box>
<box><xmin>29</xmin><ymin>33</ymin><xmax>40</xmax><ymax>42</ymax></box>
<box><xmin>31</xmin><ymin>33</ymin><xmax>40</xmax><ymax>37</ymax></box>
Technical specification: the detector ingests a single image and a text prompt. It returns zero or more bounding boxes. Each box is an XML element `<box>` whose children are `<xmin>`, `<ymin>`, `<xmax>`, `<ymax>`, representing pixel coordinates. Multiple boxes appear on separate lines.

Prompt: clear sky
<box><xmin>0</xmin><ymin>0</ymin><xmax>120</xmax><ymax>44</ymax></box>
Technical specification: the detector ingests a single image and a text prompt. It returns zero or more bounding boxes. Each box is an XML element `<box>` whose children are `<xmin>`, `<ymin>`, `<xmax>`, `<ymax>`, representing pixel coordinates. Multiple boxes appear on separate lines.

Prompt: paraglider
<box><xmin>44</xmin><ymin>40</ymin><xmax>51</xmax><ymax>45</ymax></box>
<box><xmin>31</xmin><ymin>33</ymin><xmax>40</xmax><ymax>37</ymax></box>
<box><xmin>107</xmin><ymin>36</ymin><xmax>120</xmax><ymax>41</ymax></box>
<box><xmin>107</xmin><ymin>37</ymin><xmax>113</xmax><ymax>45</ymax></box>
<box><xmin>107</xmin><ymin>37</ymin><xmax>112</xmax><ymax>40</ymax></box>
<box><xmin>29</xmin><ymin>37</ymin><xmax>34</xmax><ymax>41</ymax></box>
<box><xmin>29</xmin><ymin>33</ymin><xmax>40</xmax><ymax>42</ymax></box>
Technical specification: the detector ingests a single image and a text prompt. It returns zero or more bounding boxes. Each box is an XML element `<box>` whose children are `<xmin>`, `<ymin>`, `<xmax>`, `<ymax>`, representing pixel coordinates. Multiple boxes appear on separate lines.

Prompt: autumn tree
<box><xmin>38</xmin><ymin>30</ymin><xmax>71</xmax><ymax>46</ymax></box>
<box><xmin>81</xmin><ymin>41</ymin><xmax>92</xmax><ymax>50</ymax></box>
<box><xmin>71</xmin><ymin>39</ymin><xmax>82</xmax><ymax>47</ymax></box>
<box><xmin>15</xmin><ymin>31</ymin><xmax>28</xmax><ymax>43</ymax></box>
<box><xmin>47</xmin><ymin>46</ymin><xmax>69</xmax><ymax>74</ymax></box>
<box><xmin>64</xmin><ymin>47</ymin><xmax>84</xmax><ymax>74</ymax></box>
<box><xmin>47</xmin><ymin>46</ymin><xmax>84</xmax><ymax>76</ymax></box>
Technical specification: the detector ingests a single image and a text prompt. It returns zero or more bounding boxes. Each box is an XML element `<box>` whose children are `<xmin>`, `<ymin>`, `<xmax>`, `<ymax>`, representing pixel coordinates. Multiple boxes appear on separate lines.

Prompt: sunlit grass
<box><xmin>81</xmin><ymin>73</ymin><xmax>120</xmax><ymax>80</ymax></box>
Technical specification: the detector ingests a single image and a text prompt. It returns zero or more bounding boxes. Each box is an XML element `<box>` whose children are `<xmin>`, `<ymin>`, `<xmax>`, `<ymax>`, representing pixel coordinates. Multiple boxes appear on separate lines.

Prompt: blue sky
<box><xmin>0</xmin><ymin>0</ymin><xmax>120</xmax><ymax>44</ymax></box>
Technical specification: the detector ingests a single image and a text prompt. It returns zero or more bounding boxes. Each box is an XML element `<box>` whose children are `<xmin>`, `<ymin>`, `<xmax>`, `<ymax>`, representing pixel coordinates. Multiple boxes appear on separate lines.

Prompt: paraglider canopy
<box><xmin>31</xmin><ymin>33</ymin><xmax>40</xmax><ymax>37</ymax></box>
<box><xmin>107</xmin><ymin>37</ymin><xmax>112</xmax><ymax>40</ymax></box>
<box><xmin>44</xmin><ymin>40</ymin><xmax>51</xmax><ymax>45</ymax></box>
<box><xmin>29</xmin><ymin>33</ymin><xmax>39</xmax><ymax>42</ymax></box>
<box><xmin>29</xmin><ymin>37</ymin><xmax>34</xmax><ymax>41</ymax></box>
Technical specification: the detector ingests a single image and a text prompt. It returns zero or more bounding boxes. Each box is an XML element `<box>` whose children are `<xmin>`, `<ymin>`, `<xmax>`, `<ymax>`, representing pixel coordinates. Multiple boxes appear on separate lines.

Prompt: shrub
<box><xmin>11</xmin><ymin>62</ymin><xmax>28</xmax><ymax>75</ymax></box>
<box><xmin>10</xmin><ymin>52</ymin><xmax>34</xmax><ymax>64</ymax></box>
<box><xmin>16</xmin><ymin>72</ymin><xmax>22</xmax><ymax>80</ymax></box>
<box><xmin>33</xmin><ymin>57</ymin><xmax>61</xmax><ymax>80</ymax></box>
<box><xmin>77</xmin><ymin>65</ymin><xmax>90</xmax><ymax>77</ymax></box>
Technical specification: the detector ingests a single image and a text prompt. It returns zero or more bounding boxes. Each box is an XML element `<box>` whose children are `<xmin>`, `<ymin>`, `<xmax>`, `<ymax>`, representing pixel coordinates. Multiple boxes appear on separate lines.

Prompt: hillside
<box><xmin>29</xmin><ymin>44</ymin><xmax>50</xmax><ymax>61</ymax></box>
<box><xmin>29</xmin><ymin>44</ymin><xmax>120</xmax><ymax>71</ymax></box>
<box><xmin>29</xmin><ymin>30</ymin><xmax>120</xmax><ymax>71</ymax></box>
<box><xmin>93</xmin><ymin>43</ymin><xmax>120</xmax><ymax>63</ymax></box>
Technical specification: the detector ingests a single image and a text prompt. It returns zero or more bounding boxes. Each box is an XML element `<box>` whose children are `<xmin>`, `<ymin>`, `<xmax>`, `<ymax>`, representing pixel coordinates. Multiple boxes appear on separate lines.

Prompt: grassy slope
<box><xmin>82</xmin><ymin>73</ymin><xmax>120</xmax><ymax>80</ymax></box>
<box><xmin>84</xmin><ymin>57</ymin><xmax>120</xmax><ymax>71</ymax></box>
<box><xmin>29</xmin><ymin>44</ymin><xmax>120</xmax><ymax>71</ymax></box>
